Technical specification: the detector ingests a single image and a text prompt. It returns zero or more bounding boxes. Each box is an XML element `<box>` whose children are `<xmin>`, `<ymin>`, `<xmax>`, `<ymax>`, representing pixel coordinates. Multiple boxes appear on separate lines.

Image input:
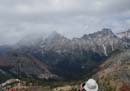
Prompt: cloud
<box><xmin>0</xmin><ymin>0</ymin><xmax>130</xmax><ymax>45</ymax></box>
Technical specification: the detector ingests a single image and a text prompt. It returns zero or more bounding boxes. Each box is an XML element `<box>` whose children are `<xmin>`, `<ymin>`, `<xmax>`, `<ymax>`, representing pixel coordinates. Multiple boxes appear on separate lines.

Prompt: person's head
<box><xmin>84</xmin><ymin>79</ymin><xmax>98</xmax><ymax>91</ymax></box>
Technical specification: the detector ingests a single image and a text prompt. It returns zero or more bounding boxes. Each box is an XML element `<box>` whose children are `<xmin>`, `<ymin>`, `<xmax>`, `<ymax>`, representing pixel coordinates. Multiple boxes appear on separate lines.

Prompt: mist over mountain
<box><xmin>0</xmin><ymin>28</ymin><xmax>130</xmax><ymax>83</ymax></box>
<box><xmin>0</xmin><ymin>0</ymin><xmax>130</xmax><ymax>46</ymax></box>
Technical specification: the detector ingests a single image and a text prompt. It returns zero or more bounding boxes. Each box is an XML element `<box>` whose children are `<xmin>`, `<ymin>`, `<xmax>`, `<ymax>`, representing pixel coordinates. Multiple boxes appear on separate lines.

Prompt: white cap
<box><xmin>84</xmin><ymin>79</ymin><xmax>98</xmax><ymax>91</ymax></box>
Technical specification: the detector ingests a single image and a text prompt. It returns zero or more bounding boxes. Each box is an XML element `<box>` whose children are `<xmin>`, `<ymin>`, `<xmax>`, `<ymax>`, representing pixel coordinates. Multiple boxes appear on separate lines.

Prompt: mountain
<box><xmin>37</xmin><ymin>28</ymin><xmax>129</xmax><ymax>59</ymax></box>
<box><xmin>0</xmin><ymin>47</ymin><xmax>58</xmax><ymax>83</ymax></box>
<box><xmin>81</xmin><ymin>28</ymin><xmax>128</xmax><ymax>56</ymax></box>
<box><xmin>93</xmin><ymin>49</ymin><xmax>130</xmax><ymax>91</ymax></box>
<box><xmin>117</xmin><ymin>29</ymin><xmax>130</xmax><ymax>42</ymax></box>
<box><xmin>31</xmin><ymin>29</ymin><xmax>119</xmax><ymax>79</ymax></box>
<box><xmin>39</xmin><ymin>31</ymin><xmax>71</xmax><ymax>53</ymax></box>
<box><xmin>0</xmin><ymin>28</ymin><xmax>130</xmax><ymax>82</ymax></box>
<box><xmin>117</xmin><ymin>29</ymin><xmax>130</xmax><ymax>38</ymax></box>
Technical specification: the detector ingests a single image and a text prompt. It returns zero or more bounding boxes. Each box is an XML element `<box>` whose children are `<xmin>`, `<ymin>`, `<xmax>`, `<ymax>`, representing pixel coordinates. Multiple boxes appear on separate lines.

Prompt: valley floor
<box><xmin>0</xmin><ymin>79</ymin><xmax>78</xmax><ymax>91</ymax></box>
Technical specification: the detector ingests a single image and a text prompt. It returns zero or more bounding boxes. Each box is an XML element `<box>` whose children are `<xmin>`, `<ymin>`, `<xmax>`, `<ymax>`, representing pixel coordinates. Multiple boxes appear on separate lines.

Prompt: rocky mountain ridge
<box><xmin>117</xmin><ymin>29</ymin><xmax>130</xmax><ymax>38</ymax></box>
<box><xmin>117</xmin><ymin>29</ymin><xmax>130</xmax><ymax>43</ymax></box>
<box><xmin>0</xmin><ymin>28</ymin><xmax>130</xmax><ymax>82</ymax></box>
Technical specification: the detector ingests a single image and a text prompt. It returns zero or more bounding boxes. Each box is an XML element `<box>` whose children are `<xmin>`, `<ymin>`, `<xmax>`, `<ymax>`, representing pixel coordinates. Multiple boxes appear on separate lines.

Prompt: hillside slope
<box><xmin>0</xmin><ymin>48</ymin><xmax>58</xmax><ymax>83</ymax></box>
<box><xmin>94</xmin><ymin>49</ymin><xmax>130</xmax><ymax>91</ymax></box>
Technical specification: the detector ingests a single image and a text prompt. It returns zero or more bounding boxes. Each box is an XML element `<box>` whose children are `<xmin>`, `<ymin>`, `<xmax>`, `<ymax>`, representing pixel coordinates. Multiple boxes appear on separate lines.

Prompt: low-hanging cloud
<box><xmin>0</xmin><ymin>0</ymin><xmax>130</xmax><ymax>45</ymax></box>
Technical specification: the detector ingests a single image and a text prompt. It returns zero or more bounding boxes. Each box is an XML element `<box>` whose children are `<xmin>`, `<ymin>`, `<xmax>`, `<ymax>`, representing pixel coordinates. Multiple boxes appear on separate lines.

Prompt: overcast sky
<box><xmin>0</xmin><ymin>0</ymin><xmax>130</xmax><ymax>45</ymax></box>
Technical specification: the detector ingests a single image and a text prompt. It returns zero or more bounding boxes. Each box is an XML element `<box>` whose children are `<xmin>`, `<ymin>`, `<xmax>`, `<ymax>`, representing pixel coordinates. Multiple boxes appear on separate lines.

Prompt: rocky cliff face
<box><xmin>117</xmin><ymin>29</ymin><xmax>130</xmax><ymax>38</ymax></box>
<box><xmin>81</xmin><ymin>28</ymin><xmax>127</xmax><ymax>56</ymax></box>
<box><xmin>117</xmin><ymin>29</ymin><xmax>130</xmax><ymax>43</ymax></box>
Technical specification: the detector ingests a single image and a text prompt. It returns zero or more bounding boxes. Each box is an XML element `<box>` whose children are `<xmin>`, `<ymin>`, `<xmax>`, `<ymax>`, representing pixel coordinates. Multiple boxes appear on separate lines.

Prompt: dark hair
<box><xmin>82</xmin><ymin>83</ymin><xmax>85</xmax><ymax>87</ymax></box>
<box><xmin>82</xmin><ymin>83</ymin><xmax>86</xmax><ymax>91</ymax></box>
